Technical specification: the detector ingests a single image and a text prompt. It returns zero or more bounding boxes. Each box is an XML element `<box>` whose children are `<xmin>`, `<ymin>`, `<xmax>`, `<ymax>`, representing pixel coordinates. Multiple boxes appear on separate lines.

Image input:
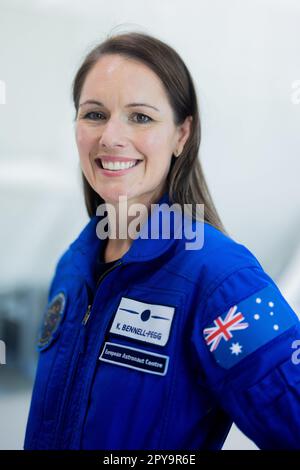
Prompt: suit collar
<box><xmin>70</xmin><ymin>190</ymin><xmax>180</xmax><ymax>286</ymax></box>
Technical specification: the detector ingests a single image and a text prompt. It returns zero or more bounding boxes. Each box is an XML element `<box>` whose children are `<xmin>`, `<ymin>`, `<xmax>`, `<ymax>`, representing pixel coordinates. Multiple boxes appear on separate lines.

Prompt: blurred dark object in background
<box><xmin>0</xmin><ymin>286</ymin><xmax>48</xmax><ymax>384</ymax></box>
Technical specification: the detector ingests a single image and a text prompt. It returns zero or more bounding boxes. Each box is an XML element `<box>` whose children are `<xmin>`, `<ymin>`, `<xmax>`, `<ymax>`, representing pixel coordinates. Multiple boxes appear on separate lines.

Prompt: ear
<box><xmin>175</xmin><ymin>115</ymin><xmax>193</xmax><ymax>154</ymax></box>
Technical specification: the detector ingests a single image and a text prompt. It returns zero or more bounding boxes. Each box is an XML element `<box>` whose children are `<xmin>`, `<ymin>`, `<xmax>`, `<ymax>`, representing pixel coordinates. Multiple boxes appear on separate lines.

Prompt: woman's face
<box><xmin>75</xmin><ymin>54</ymin><xmax>191</xmax><ymax>205</ymax></box>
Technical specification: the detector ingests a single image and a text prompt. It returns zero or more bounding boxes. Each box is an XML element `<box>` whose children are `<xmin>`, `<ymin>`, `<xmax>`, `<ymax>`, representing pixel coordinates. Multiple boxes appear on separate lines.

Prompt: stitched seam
<box><xmin>72</xmin><ymin>290</ymin><xmax>123</xmax><ymax>448</ymax></box>
<box><xmin>197</xmin><ymin>265</ymin><xmax>265</xmax><ymax>315</ymax></box>
<box><xmin>158</xmin><ymin>293</ymin><xmax>186</xmax><ymax>448</ymax></box>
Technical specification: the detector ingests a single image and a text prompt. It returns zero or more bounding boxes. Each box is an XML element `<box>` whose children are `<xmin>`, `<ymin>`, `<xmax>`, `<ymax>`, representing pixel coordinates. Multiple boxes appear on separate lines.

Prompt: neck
<box><xmin>102</xmin><ymin>188</ymin><xmax>166</xmax><ymax>261</ymax></box>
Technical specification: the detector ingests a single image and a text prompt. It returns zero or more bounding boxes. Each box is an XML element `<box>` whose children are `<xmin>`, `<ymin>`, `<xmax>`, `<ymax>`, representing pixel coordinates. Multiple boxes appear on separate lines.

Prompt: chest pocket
<box><xmin>82</xmin><ymin>285</ymin><xmax>187</xmax><ymax>449</ymax></box>
<box><xmin>100</xmin><ymin>285</ymin><xmax>186</xmax><ymax>377</ymax></box>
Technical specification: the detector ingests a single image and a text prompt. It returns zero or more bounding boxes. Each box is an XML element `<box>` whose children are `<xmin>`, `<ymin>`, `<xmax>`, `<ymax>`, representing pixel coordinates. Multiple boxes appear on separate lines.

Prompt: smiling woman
<box><xmin>24</xmin><ymin>31</ymin><xmax>300</xmax><ymax>451</ymax></box>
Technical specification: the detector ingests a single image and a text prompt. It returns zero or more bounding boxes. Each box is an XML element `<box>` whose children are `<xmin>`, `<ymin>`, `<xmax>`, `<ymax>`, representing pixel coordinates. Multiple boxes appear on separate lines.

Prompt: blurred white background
<box><xmin>0</xmin><ymin>0</ymin><xmax>299</xmax><ymax>450</ymax></box>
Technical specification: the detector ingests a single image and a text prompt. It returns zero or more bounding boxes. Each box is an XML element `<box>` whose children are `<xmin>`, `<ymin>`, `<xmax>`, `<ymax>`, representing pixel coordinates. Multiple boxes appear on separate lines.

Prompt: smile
<box><xmin>95</xmin><ymin>158</ymin><xmax>142</xmax><ymax>176</ymax></box>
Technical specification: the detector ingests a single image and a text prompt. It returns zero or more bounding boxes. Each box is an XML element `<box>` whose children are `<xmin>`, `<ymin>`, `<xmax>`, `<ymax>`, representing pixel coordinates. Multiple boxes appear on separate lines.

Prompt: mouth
<box><xmin>95</xmin><ymin>158</ymin><xmax>142</xmax><ymax>175</ymax></box>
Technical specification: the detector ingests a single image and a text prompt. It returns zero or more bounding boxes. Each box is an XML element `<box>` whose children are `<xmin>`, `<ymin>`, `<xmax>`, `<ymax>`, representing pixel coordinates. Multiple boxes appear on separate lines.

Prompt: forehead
<box><xmin>80</xmin><ymin>54</ymin><xmax>168</xmax><ymax>103</ymax></box>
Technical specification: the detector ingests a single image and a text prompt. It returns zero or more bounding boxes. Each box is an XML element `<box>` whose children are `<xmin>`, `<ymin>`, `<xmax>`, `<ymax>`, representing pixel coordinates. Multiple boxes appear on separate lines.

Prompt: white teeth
<box><xmin>101</xmin><ymin>160</ymin><xmax>138</xmax><ymax>170</ymax></box>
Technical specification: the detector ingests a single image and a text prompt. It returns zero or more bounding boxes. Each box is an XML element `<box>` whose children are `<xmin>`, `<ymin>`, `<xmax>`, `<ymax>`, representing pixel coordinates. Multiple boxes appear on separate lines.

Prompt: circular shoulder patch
<box><xmin>37</xmin><ymin>292</ymin><xmax>66</xmax><ymax>350</ymax></box>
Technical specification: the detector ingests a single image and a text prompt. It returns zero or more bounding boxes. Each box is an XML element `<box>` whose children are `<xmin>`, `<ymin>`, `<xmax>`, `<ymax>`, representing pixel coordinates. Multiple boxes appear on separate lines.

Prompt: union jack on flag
<box><xmin>203</xmin><ymin>305</ymin><xmax>249</xmax><ymax>352</ymax></box>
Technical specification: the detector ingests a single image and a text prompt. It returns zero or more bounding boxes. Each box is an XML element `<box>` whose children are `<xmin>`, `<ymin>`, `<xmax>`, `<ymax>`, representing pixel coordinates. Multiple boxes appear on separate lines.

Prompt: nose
<box><xmin>98</xmin><ymin>115</ymin><xmax>128</xmax><ymax>149</ymax></box>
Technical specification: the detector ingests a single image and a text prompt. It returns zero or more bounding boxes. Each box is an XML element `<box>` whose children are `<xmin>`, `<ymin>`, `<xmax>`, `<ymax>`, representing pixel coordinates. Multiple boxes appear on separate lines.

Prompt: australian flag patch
<box><xmin>203</xmin><ymin>284</ymin><xmax>299</xmax><ymax>369</ymax></box>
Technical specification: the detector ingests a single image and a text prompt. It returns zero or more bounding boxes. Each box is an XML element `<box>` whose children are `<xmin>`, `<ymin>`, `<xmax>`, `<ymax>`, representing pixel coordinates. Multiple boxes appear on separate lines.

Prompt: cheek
<box><xmin>75</xmin><ymin>125</ymin><xmax>94</xmax><ymax>159</ymax></box>
<box><xmin>75</xmin><ymin>126</ymin><xmax>96</xmax><ymax>183</ymax></box>
<box><xmin>143</xmin><ymin>131</ymin><xmax>164</xmax><ymax>150</ymax></box>
<box><xmin>140</xmin><ymin>131</ymin><xmax>173</xmax><ymax>168</ymax></box>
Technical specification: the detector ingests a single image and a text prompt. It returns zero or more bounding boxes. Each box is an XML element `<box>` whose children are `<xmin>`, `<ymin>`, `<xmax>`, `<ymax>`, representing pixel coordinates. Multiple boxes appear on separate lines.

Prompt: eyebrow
<box><xmin>79</xmin><ymin>99</ymin><xmax>160</xmax><ymax>112</ymax></box>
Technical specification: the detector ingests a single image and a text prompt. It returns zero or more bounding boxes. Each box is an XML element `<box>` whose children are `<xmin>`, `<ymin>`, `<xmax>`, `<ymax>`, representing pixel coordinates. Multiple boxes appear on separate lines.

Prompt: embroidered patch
<box><xmin>109</xmin><ymin>296</ymin><xmax>175</xmax><ymax>347</ymax></box>
<box><xmin>99</xmin><ymin>342</ymin><xmax>169</xmax><ymax>376</ymax></box>
<box><xmin>37</xmin><ymin>292</ymin><xmax>66</xmax><ymax>350</ymax></box>
<box><xmin>203</xmin><ymin>284</ymin><xmax>299</xmax><ymax>369</ymax></box>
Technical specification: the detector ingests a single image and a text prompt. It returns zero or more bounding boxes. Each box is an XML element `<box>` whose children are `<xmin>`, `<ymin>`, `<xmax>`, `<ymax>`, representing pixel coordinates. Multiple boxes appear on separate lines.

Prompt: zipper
<box><xmin>81</xmin><ymin>304</ymin><xmax>91</xmax><ymax>326</ymax></box>
<box><xmin>55</xmin><ymin>259</ymin><xmax>123</xmax><ymax>448</ymax></box>
<box><xmin>81</xmin><ymin>259</ymin><xmax>123</xmax><ymax>326</ymax></box>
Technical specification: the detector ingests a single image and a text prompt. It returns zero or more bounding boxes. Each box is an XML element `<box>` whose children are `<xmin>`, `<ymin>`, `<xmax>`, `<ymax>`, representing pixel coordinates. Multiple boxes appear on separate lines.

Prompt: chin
<box><xmin>97</xmin><ymin>187</ymin><xmax>131</xmax><ymax>204</ymax></box>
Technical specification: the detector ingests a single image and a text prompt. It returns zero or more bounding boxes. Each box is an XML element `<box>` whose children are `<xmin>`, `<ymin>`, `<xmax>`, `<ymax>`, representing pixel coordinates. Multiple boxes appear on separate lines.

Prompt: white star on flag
<box><xmin>230</xmin><ymin>342</ymin><xmax>243</xmax><ymax>355</ymax></box>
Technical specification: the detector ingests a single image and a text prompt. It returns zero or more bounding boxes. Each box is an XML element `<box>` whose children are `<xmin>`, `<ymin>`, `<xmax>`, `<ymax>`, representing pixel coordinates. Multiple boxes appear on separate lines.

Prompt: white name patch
<box><xmin>109</xmin><ymin>296</ymin><xmax>175</xmax><ymax>347</ymax></box>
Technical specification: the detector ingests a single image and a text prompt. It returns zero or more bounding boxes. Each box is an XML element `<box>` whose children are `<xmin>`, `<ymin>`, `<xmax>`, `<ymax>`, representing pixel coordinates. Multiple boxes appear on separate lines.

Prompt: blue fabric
<box><xmin>24</xmin><ymin>191</ymin><xmax>300</xmax><ymax>450</ymax></box>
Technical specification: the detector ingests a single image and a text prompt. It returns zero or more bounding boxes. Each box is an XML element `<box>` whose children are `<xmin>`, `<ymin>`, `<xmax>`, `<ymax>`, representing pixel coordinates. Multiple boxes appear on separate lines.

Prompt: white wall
<box><xmin>0</xmin><ymin>0</ymin><xmax>299</xmax><ymax>450</ymax></box>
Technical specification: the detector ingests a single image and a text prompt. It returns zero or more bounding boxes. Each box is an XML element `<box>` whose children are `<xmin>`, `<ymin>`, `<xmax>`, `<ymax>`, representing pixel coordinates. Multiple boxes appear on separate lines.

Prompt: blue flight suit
<box><xmin>24</xmin><ymin>191</ymin><xmax>300</xmax><ymax>450</ymax></box>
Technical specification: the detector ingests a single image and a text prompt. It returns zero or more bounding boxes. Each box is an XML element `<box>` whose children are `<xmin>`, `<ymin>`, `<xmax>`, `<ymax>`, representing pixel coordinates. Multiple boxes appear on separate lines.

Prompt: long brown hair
<box><xmin>72</xmin><ymin>31</ymin><xmax>228</xmax><ymax>235</ymax></box>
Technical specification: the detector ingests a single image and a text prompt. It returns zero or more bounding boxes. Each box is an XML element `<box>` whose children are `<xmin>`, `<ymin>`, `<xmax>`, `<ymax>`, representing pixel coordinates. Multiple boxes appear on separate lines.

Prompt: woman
<box><xmin>24</xmin><ymin>32</ymin><xmax>300</xmax><ymax>450</ymax></box>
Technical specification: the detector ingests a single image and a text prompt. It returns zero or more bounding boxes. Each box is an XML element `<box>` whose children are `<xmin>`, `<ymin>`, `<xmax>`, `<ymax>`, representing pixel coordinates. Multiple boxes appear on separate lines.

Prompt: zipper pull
<box><xmin>82</xmin><ymin>282</ymin><xmax>94</xmax><ymax>326</ymax></box>
<box><xmin>82</xmin><ymin>304</ymin><xmax>92</xmax><ymax>325</ymax></box>
<box><xmin>80</xmin><ymin>304</ymin><xmax>92</xmax><ymax>354</ymax></box>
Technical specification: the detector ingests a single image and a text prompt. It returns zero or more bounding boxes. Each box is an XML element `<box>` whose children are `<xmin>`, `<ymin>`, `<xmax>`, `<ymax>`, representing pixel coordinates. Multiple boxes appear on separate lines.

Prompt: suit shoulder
<box><xmin>172</xmin><ymin>221</ymin><xmax>264</xmax><ymax>290</ymax></box>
